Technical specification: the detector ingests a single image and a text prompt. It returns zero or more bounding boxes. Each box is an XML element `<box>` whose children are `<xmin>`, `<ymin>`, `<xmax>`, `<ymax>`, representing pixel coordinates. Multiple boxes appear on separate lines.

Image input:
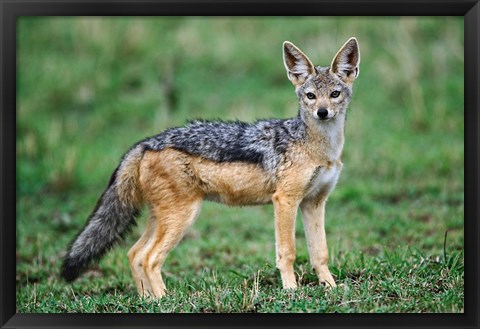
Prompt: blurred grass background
<box><xmin>17</xmin><ymin>17</ymin><xmax>464</xmax><ymax>313</ymax></box>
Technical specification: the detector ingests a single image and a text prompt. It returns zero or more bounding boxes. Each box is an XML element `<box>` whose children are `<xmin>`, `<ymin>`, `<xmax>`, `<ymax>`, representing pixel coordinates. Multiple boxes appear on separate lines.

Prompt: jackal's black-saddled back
<box><xmin>142</xmin><ymin>118</ymin><xmax>306</xmax><ymax>173</ymax></box>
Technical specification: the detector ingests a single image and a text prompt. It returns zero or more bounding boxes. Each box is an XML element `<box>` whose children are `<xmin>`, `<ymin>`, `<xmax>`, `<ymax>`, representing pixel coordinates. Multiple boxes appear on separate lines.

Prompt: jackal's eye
<box><xmin>330</xmin><ymin>91</ymin><xmax>341</xmax><ymax>98</ymax></box>
<box><xmin>306</xmin><ymin>92</ymin><xmax>316</xmax><ymax>100</ymax></box>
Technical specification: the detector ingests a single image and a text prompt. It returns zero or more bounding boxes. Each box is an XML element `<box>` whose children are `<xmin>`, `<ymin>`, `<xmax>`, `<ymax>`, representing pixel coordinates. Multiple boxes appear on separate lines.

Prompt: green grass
<box><xmin>16</xmin><ymin>17</ymin><xmax>464</xmax><ymax>313</ymax></box>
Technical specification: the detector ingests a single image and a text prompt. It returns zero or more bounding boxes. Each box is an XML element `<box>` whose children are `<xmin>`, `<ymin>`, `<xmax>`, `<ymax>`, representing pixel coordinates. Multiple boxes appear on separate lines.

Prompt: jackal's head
<box><xmin>283</xmin><ymin>38</ymin><xmax>360</xmax><ymax>123</ymax></box>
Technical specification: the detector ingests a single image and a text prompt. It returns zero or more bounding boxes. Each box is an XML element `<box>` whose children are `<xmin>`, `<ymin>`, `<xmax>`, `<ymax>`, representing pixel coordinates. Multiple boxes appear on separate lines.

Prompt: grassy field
<box><xmin>16</xmin><ymin>17</ymin><xmax>464</xmax><ymax>313</ymax></box>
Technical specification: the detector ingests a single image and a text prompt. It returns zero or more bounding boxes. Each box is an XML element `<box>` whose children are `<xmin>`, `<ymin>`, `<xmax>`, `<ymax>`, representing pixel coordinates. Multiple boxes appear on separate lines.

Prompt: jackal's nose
<box><xmin>317</xmin><ymin>108</ymin><xmax>329</xmax><ymax>119</ymax></box>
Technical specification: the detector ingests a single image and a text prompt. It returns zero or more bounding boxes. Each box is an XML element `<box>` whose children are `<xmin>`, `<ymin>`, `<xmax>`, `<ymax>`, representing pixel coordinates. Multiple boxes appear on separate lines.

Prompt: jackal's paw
<box><xmin>320</xmin><ymin>279</ymin><xmax>337</xmax><ymax>289</ymax></box>
<box><xmin>282</xmin><ymin>280</ymin><xmax>298</xmax><ymax>290</ymax></box>
<box><xmin>317</xmin><ymin>268</ymin><xmax>336</xmax><ymax>289</ymax></box>
<box><xmin>139</xmin><ymin>288</ymin><xmax>167</xmax><ymax>299</ymax></box>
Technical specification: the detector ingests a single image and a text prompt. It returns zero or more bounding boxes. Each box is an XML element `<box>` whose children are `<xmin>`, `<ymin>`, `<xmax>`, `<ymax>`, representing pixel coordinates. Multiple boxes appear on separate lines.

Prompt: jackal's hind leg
<box><xmin>128</xmin><ymin>214</ymin><xmax>156</xmax><ymax>297</ymax></box>
<box><xmin>142</xmin><ymin>199</ymin><xmax>202</xmax><ymax>298</ymax></box>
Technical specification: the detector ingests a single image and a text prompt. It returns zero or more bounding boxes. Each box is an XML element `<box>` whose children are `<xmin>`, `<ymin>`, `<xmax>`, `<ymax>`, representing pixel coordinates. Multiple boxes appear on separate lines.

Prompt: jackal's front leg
<box><xmin>300</xmin><ymin>199</ymin><xmax>336</xmax><ymax>288</ymax></box>
<box><xmin>272</xmin><ymin>193</ymin><xmax>299</xmax><ymax>289</ymax></box>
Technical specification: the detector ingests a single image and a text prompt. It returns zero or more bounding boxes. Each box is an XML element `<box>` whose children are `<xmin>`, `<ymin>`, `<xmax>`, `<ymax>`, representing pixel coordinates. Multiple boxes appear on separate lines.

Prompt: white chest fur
<box><xmin>305</xmin><ymin>161</ymin><xmax>343</xmax><ymax>199</ymax></box>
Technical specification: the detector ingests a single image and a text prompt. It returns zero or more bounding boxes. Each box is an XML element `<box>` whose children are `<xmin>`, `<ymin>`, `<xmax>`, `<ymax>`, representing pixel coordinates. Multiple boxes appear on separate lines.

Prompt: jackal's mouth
<box><xmin>319</xmin><ymin>115</ymin><xmax>335</xmax><ymax>121</ymax></box>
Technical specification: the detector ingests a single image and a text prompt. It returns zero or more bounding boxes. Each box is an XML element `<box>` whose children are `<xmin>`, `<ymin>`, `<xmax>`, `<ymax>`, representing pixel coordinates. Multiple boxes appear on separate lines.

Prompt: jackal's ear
<box><xmin>331</xmin><ymin>37</ymin><xmax>360</xmax><ymax>83</ymax></box>
<box><xmin>283</xmin><ymin>41</ymin><xmax>315</xmax><ymax>88</ymax></box>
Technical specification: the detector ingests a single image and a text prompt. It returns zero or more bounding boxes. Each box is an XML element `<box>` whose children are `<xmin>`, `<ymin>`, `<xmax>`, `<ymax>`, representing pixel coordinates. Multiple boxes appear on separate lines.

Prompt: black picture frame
<box><xmin>2</xmin><ymin>1</ymin><xmax>478</xmax><ymax>328</ymax></box>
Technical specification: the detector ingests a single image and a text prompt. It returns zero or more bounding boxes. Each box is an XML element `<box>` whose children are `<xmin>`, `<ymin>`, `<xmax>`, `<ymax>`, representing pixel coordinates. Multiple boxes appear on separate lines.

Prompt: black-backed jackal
<box><xmin>61</xmin><ymin>38</ymin><xmax>360</xmax><ymax>298</ymax></box>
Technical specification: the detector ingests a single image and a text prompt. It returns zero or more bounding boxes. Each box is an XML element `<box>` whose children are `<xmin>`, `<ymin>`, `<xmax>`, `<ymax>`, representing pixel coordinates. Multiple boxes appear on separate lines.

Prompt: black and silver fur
<box><xmin>142</xmin><ymin>118</ymin><xmax>307</xmax><ymax>173</ymax></box>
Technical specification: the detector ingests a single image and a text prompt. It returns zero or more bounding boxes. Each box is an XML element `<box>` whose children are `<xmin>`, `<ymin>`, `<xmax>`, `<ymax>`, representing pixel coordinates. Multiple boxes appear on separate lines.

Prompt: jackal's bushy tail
<box><xmin>61</xmin><ymin>144</ymin><xmax>145</xmax><ymax>282</ymax></box>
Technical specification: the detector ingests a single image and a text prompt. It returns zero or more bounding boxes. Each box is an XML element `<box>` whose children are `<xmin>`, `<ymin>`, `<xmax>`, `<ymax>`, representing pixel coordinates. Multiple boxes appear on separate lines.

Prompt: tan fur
<box><xmin>190</xmin><ymin>153</ymin><xmax>276</xmax><ymax>206</ymax></box>
<box><xmin>129</xmin><ymin>132</ymin><xmax>342</xmax><ymax>297</ymax></box>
